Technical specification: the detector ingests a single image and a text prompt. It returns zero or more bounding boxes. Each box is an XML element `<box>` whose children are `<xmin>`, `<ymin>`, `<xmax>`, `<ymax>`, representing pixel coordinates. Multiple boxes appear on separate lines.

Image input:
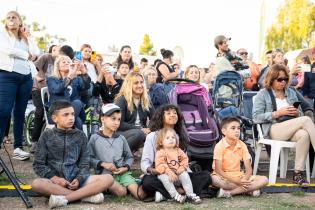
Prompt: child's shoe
<box><xmin>155</xmin><ymin>191</ymin><xmax>165</xmax><ymax>202</ymax></box>
<box><xmin>49</xmin><ymin>195</ymin><xmax>68</xmax><ymax>209</ymax></box>
<box><xmin>82</xmin><ymin>192</ymin><xmax>104</xmax><ymax>204</ymax></box>
<box><xmin>250</xmin><ymin>189</ymin><xmax>261</xmax><ymax>197</ymax></box>
<box><xmin>187</xmin><ymin>193</ymin><xmax>202</xmax><ymax>204</ymax></box>
<box><xmin>217</xmin><ymin>188</ymin><xmax>231</xmax><ymax>198</ymax></box>
<box><xmin>174</xmin><ymin>193</ymin><xmax>186</xmax><ymax>203</ymax></box>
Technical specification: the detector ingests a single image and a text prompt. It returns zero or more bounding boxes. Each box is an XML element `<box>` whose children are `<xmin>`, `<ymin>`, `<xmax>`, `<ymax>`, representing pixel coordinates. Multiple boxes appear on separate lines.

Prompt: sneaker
<box><xmin>217</xmin><ymin>188</ymin><xmax>231</xmax><ymax>198</ymax></box>
<box><xmin>249</xmin><ymin>190</ymin><xmax>261</xmax><ymax>197</ymax></box>
<box><xmin>187</xmin><ymin>194</ymin><xmax>202</xmax><ymax>204</ymax></box>
<box><xmin>49</xmin><ymin>195</ymin><xmax>68</xmax><ymax>209</ymax></box>
<box><xmin>155</xmin><ymin>191</ymin><xmax>165</xmax><ymax>202</ymax></box>
<box><xmin>174</xmin><ymin>193</ymin><xmax>186</xmax><ymax>204</ymax></box>
<box><xmin>293</xmin><ymin>172</ymin><xmax>309</xmax><ymax>186</ymax></box>
<box><xmin>30</xmin><ymin>142</ymin><xmax>38</xmax><ymax>154</ymax></box>
<box><xmin>13</xmin><ymin>148</ymin><xmax>30</xmax><ymax>161</ymax></box>
<box><xmin>82</xmin><ymin>192</ymin><xmax>104</xmax><ymax>204</ymax></box>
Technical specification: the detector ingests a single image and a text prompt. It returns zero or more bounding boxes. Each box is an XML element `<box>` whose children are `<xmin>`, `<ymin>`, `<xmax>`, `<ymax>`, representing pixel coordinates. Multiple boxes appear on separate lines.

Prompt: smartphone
<box><xmin>298</xmin><ymin>64</ymin><xmax>311</xmax><ymax>72</ymax></box>
<box><xmin>74</xmin><ymin>51</ymin><xmax>82</xmax><ymax>61</ymax></box>
<box><xmin>90</xmin><ymin>51</ymin><xmax>96</xmax><ymax>62</ymax></box>
<box><xmin>293</xmin><ymin>101</ymin><xmax>301</xmax><ymax>108</ymax></box>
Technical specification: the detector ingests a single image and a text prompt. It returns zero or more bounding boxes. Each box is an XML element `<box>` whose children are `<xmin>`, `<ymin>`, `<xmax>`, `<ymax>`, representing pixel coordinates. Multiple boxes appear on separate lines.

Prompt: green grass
<box><xmin>291</xmin><ymin>190</ymin><xmax>306</xmax><ymax>196</ymax></box>
<box><xmin>105</xmin><ymin>195</ymin><xmax>133</xmax><ymax>203</ymax></box>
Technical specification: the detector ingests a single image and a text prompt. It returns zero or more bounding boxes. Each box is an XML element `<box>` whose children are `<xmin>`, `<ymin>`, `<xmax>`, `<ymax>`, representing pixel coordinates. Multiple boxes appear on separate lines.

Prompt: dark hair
<box><xmin>141</xmin><ymin>57</ymin><xmax>148</xmax><ymax>63</ymax></box>
<box><xmin>117</xmin><ymin>61</ymin><xmax>130</xmax><ymax>70</ymax></box>
<box><xmin>149</xmin><ymin>104</ymin><xmax>188</xmax><ymax>149</ymax></box>
<box><xmin>49</xmin><ymin>100</ymin><xmax>73</xmax><ymax>116</ymax></box>
<box><xmin>220</xmin><ymin>117</ymin><xmax>240</xmax><ymax>129</ymax></box>
<box><xmin>59</xmin><ymin>45</ymin><xmax>74</xmax><ymax>60</ymax></box>
<box><xmin>160</xmin><ymin>49</ymin><xmax>174</xmax><ymax>59</ymax></box>
<box><xmin>153</xmin><ymin>59</ymin><xmax>162</xmax><ymax>66</ymax></box>
<box><xmin>265</xmin><ymin>50</ymin><xmax>272</xmax><ymax>55</ymax></box>
<box><xmin>48</xmin><ymin>45</ymin><xmax>57</xmax><ymax>54</ymax></box>
<box><xmin>116</xmin><ymin>45</ymin><xmax>134</xmax><ymax>69</ymax></box>
<box><xmin>302</xmin><ymin>56</ymin><xmax>311</xmax><ymax>64</ymax></box>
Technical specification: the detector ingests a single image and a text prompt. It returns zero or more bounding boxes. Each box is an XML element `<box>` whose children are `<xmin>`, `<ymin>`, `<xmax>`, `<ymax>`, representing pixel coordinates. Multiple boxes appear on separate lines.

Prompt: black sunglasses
<box><xmin>276</xmin><ymin>77</ymin><xmax>289</xmax><ymax>82</ymax></box>
<box><xmin>239</xmin><ymin>52</ymin><xmax>248</xmax><ymax>55</ymax></box>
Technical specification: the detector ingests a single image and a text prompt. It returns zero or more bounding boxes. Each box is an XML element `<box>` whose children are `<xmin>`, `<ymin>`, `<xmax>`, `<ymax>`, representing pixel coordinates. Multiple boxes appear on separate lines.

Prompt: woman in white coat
<box><xmin>0</xmin><ymin>11</ymin><xmax>39</xmax><ymax>160</ymax></box>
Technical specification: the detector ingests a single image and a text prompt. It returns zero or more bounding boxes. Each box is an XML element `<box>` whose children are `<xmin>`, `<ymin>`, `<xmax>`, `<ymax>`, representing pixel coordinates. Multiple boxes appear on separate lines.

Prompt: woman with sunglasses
<box><xmin>253</xmin><ymin>64</ymin><xmax>315</xmax><ymax>186</ymax></box>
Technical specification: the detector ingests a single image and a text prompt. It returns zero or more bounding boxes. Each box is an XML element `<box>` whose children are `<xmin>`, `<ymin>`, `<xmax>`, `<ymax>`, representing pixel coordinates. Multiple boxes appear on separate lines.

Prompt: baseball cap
<box><xmin>214</xmin><ymin>35</ymin><xmax>231</xmax><ymax>48</ymax></box>
<box><xmin>101</xmin><ymin>103</ymin><xmax>121</xmax><ymax>116</ymax></box>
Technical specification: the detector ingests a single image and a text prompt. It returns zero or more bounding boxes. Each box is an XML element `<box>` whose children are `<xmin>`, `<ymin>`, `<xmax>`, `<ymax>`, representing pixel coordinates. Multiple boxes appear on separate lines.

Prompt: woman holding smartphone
<box><xmin>253</xmin><ymin>64</ymin><xmax>315</xmax><ymax>186</ymax></box>
<box><xmin>0</xmin><ymin>11</ymin><xmax>39</xmax><ymax>160</ymax></box>
<box><xmin>47</xmin><ymin>55</ymin><xmax>91</xmax><ymax>130</ymax></box>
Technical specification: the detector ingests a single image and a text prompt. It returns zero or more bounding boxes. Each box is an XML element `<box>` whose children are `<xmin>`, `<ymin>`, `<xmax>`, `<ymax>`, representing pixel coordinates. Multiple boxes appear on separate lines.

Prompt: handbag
<box><xmin>267</xmin><ymin>89</ymin><xmax>296</xmax><ymax>123</ymax></box>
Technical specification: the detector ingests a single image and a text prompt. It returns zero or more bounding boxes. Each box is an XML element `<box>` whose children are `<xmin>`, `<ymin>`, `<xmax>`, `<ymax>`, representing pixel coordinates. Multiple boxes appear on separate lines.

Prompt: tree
<box><xmin>139</xmin><ymin>34</ymin><xmax>156</xmax><ymax>56</ymax></box>
<box><xmin>264</xmin><ymin>0</ymin><xmax>315</xmax><ymax>53</ymax></box>
<box><xmin>1</xmin><ymin>15</ymin><xmax>66</xmax><ymax>53</ymax></box>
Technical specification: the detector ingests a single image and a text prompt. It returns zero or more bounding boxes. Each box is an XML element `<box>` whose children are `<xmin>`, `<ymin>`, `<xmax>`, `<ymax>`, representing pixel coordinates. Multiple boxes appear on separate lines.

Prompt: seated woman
<box><xmin>184</xmin><ymin>64</ymin><xmax>209</xmax><ymax>91</ymax></box>
<box><xmin>93</xmin><ymin>65</ymin><xmax>123</xmax><ymax>104</ymax></box>
<box><xmin>155</xmin><ymin>49</ymin><xmax>179</xmax><ymax>83</ymax></box>
<box><xmin>115</xmin><ymin>71</ymin><xmax>154</xmax><ymax>151</ymax></box>
<box><xmin>47</xmin><ymin>55</ymin><xmax>91</xmax><ymax>130</ymax></box>
<box><xmin>252</xmin><ymin>63</ymin><xmax>315</xmax><ymax>185</ymax></box>
<box><xmin>143</xmin><ymin>66</ymin><xmax>168</xmax><ymax>109</ymax></box>
<box><xmin>141</xmin><ymin>104</ymin><xmax>211</xmax><ymax>202</ymax></box>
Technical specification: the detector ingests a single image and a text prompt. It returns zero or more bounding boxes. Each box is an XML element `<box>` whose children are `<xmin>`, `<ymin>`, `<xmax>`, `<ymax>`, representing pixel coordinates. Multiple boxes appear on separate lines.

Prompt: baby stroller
<box><xmin>167</xmin><ymin>78</ymin><xmax>220</xmax><ymax>171</ymax></box>
<box><xmin>212</xmin><ymin>71</ymin><xmax>255</xmax><ymax>166</ymax></box>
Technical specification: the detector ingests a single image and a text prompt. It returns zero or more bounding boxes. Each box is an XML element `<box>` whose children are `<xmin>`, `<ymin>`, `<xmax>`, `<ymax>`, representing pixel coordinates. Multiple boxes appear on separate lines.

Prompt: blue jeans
<box><xmin>0</xmin><ymin>70</ymin><xmax>32</xmax><ymax>148</ymax></box>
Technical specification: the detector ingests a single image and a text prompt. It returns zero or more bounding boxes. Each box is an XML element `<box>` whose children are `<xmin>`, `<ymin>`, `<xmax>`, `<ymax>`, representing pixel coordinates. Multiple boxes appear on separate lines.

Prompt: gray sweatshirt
<box><xmin>88</xmin><ymin>132</ymin><xmax>134</xmax><ymax>174</ymax></box>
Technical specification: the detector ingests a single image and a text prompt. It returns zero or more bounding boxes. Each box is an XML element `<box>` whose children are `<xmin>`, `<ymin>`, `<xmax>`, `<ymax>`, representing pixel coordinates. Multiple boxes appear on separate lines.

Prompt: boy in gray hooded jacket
<box><xmin>88</xmin><ymin>103</ymin><xmax>146</xmax><ymax>200</ymax></box>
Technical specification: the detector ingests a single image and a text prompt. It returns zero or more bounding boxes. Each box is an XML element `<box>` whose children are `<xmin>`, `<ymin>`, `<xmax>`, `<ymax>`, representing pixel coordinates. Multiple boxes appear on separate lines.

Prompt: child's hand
<box><xmin>113</xmin><ymin>167</ymin><xmax>128</xmax><ymax>175</ymax></box>
<box><xmin>101</xmin><ymin>162</ymin><xmax>117</xmax><ymax>172</ymax></box>
<box><xmin>167</xmin><ymin>171</ymin><xmax>178</xmax><ymax>183</ymax></box>
<box><xmin>68</xmin><ymin>179</ymin><xmax>79</xmax><ymax>190</ymax></box>
<box><xmin>50</xmin><ymin>176</ymin><xmax>70</xmax><ymax>188</ymax></box>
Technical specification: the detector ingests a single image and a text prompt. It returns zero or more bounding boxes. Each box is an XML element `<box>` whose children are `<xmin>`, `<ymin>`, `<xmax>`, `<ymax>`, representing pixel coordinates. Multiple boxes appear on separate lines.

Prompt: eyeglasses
<box><xmin>239</xmin><ymin>52</ymin><xmax>248</xmax><ymax>56</ymax></box>
<box><xmin>276</xmin><ymin>77</ymin><xmax>289</xmax><ymax>82</ymax></box>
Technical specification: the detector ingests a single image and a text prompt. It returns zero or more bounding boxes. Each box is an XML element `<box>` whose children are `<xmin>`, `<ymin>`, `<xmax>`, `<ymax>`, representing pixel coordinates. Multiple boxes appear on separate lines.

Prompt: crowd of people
<box><xmin>0</xmin><ymin>10</ymin><xmax>315</xmax><ymax>208</ymax></box>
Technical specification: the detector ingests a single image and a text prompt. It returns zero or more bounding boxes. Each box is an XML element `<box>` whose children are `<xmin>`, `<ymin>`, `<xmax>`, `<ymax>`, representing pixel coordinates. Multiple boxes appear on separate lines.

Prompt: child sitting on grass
<box><xmin>31</xmin><ymin>100</ymin><xmax>114</xmax><ymax>209</ymax></box>
<box><xmin>155</xmin><ymin>127</ymin><xmax>201</xmax><ymax>204</ymax></box>
<box><xmin>88</xmin><ymin>103</ymin><xmax>146</xmax><ymax>200</ymax></box>
<box><xmin>211</xmin><ymin>117</ymin><xmax>268</xmax><ymax>198</ymax></box>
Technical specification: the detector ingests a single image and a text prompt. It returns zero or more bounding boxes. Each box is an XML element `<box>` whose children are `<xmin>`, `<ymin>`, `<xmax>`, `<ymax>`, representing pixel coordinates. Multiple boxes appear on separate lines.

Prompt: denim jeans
<box><xmin>0</xmin><ymin>70</ymin><xmax>33</xmax><ymax>148</ymax></box>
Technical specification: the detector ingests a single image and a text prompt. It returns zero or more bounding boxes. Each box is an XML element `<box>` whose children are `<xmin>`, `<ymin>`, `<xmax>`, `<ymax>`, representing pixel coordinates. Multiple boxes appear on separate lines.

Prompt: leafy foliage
<box><xmin>139</xmin><ymin>34</ymin><xmax>156</xmax><ymax>56</ymax></box>
<box><xmin>264</xmin><ymin>0</ymin><xmax>315</xmax><ymax>53</ymax></box>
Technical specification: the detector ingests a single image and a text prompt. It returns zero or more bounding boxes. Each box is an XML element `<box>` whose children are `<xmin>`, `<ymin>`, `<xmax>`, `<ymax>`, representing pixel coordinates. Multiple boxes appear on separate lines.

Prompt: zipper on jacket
<box><xmin>62</xmin><ymin>132</ymin><xmax>66</xmax><ymax>178</ymax></box>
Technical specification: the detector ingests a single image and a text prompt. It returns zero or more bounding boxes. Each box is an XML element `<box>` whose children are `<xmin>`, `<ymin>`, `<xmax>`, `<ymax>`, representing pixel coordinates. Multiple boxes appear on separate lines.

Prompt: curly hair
<box><xmin>149</xmin><ymin>104</ymin><xmax>188</xmax><ymax>150</ymax></box>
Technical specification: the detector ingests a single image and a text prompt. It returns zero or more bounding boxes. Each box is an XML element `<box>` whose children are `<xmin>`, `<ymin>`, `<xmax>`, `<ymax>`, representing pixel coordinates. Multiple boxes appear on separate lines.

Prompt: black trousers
<box><xmin>142</xmin><ymin>171</ymin><xmax>211</xmax><ymax>199</ymax></box>
<box><xmin>31</xmin><ymin>90</ymin><xmax>45</xmax><ymax>142</ymax></box>
<box><xmin>117</xmin><ymin>129</ymin><xmax>146</xmax><ymax>151</ymax></box>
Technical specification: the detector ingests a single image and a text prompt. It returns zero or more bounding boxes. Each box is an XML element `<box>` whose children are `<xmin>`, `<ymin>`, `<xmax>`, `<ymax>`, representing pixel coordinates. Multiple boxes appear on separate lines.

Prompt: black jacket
<box><xmin>93</xmin><ymin>79</ymin><xmax>123</xmax><ymax>103</ymax></box>
<box><xmin>33</xmin><ymin>127</ymin><xmax>90</xmax><ymax>186</ymax></box>
<box><xmin>115</xmin><ymin>96</ymin><xmax>154</xmax><ymax>131</ymax></box>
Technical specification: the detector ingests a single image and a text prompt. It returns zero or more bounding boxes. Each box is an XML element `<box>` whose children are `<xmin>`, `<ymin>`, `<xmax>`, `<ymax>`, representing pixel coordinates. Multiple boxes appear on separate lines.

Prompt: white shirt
<box><xmin>276</xmin><ymin>98</ymin><xmax>290</xmax><ymax>110</ymax></box>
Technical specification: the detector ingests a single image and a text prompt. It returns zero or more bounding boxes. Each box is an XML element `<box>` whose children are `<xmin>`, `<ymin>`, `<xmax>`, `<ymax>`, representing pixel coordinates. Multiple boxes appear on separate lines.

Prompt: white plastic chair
<box><xmin>252</xmin><ymin>96</ymin><xmax>310</xmax><ymax>184</ymax></box>
<box><xmin>41</xmin><ymin>87</ymin><xmax>55</xmax><ymax>129</ymax></box>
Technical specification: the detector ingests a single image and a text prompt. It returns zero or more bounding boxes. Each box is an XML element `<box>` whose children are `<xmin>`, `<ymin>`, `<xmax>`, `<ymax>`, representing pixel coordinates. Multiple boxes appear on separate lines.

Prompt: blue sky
<box><xmin>1</xmin><ymin>0</ymin><xmax>288</xmax><ymax>67</ymax></box>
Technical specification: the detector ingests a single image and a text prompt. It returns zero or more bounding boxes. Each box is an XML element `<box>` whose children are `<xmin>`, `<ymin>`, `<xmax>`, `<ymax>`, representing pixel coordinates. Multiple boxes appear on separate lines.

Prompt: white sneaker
<box><xmin>250</xmin><ymin>189</ymin><xmax>261</xmax><ymax>197</ymax></box>
<box><xmin>49</xmin><ymin>195</ymin><xmax>68</xmax><ymax>209</ymax></box>
<box><xmin>174</xmin><ymin>193</ymin><xmax>186</xmax><ymax>204</ymax></box>
<box><xmin>155</xmin><ymin>191</ymin><xmax>165</xmax><ymax>202</ymax></box>
<box><xmin>217</xmin><ymin>188</ymin><xmax>231</xmax><ymax>198</ymax></box>
<box><xmin>13</xmin><ymin>148</ymin><xmax>30</xmax><ymax>161</ymax></box>
<box><xmin>82</xmin><ymin>192</ymin><xmax>104</xmax><ymax>204</ymax></box>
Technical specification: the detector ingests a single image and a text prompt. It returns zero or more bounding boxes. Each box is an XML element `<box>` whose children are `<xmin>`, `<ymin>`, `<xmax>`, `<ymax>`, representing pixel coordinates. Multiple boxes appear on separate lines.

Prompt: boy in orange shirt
<box><xmin>211</xmin><ymin>117</ymin><xmax>268</xmax><ymax>198</ymax></box>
